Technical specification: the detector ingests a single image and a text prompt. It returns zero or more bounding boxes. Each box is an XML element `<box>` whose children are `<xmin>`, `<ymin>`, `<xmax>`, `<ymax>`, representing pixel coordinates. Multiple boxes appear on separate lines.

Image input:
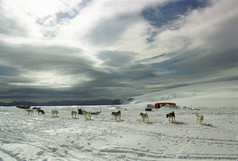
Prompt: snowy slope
<box><xmin>0</xmin><ymin>81</ymin><xmax>238</xmax><ymax>161</ymax></box>
<box><xmin>128</xmin><ymin>80</ymin><xmax>238</xmax><ymax>108</ymax></box>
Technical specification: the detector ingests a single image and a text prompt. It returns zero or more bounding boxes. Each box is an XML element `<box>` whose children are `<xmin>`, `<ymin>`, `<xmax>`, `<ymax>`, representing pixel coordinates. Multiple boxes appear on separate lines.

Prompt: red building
<box><xmin>154</xmin><ymin>102</ymin><xmax>176</xmax><ymax>108</ymax></box>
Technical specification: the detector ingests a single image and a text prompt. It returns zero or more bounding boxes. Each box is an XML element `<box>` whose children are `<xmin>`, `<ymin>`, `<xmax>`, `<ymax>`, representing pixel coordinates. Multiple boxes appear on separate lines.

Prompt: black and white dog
<box><xmin>140</xmin><ymin>112</ymin><xmax>149</xmax><ymax>122</ymax></box>
<box><xmin>166</xmin><ymin>111</ymin><xmax>175</xmax><ymax>122</ymax></box>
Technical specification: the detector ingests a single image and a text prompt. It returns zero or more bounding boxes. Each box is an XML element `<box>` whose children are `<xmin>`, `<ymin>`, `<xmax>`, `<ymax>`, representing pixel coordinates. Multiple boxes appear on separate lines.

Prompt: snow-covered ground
<box><xmin>0</xmin><ymin>81</ymin><xmax>238</xmax><ymax>161</ymax></box>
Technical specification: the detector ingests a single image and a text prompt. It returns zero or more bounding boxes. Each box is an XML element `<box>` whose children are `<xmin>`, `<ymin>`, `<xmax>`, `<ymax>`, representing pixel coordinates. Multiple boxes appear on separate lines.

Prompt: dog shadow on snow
<box><xmin>202</xmin><ymin>123</ymin><xmax>215</xmax><ymax>128</ymax></box>
<box><xmin>144</xmin><ymin>121</ymin><xmax>155</xmax><ymax>124</ymax></box>
<box><xmin>84</xmin><ymin>118</ymin><xmax>94</xmax><ymax>121</ymax></box>
<box><xmin>115</xmin><ymin>119</ymin><xmax>125</xmax><ymax>122</ymax></box>
<box><xmin>51</xmin><ymin>116</ymin><xmax>60</xmax><ymax>118</ymax></box>
<box><xmin>170</xmin><ymin>121</ymin><xmax>186</xmax><ymax>125</ymax></box>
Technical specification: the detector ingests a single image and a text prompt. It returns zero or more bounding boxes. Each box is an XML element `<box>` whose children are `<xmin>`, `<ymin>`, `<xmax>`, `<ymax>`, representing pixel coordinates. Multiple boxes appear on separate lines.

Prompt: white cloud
<box><xmin>139</xmin><ymin>0</ymin><xmax>238</xmax><ymax>63</ymax></box>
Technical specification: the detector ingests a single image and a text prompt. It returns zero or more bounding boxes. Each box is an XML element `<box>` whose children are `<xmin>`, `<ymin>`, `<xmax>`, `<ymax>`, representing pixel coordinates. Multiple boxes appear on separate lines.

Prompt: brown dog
<box><xmin>195</xmin><ymin>113</ymin><xmax>204</xmax><ymax>125</ymax></box>
<box><xmin>52</xmin><ymin>110</ymin><xmax>59</xmax><ymax>117</ymax></box>
<box><xmin>37</xmin><ymin>109</ymin><xmax>45</xmax><ymax>115</ymax></box>
<box><xmin>111</xmin><ymin>111</ymin><xmax>121</xmax><ymax>120</ymax></box>
<box><xmin>26</xmin><ymin>109</ymin><xmax>33</xmax><ymax>115</ymax></box>
<box><xmin>71</xmin><ymin>111</ymin><xmax>78</xmax><ymax>118</ymax></box>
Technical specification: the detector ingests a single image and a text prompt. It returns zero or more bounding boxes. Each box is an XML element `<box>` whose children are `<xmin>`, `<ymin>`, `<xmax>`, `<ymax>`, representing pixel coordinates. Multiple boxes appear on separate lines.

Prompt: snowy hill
<box><xmin>0</xmin><ymin>81</ymin><xmax>238</xmax><ymax>160</ymax></box>
<box><xmin>128</xmin><ymin>80</ymin><xmax>238</xmax><ymax>108</ymax></box>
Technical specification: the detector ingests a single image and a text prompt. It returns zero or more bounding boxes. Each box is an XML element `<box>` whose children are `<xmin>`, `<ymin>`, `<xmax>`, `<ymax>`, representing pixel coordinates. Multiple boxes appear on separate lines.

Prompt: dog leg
<box><xmin>142</xmin><ymin>117</ymin><xmax>145</xmax><ymax>122</ymax></box>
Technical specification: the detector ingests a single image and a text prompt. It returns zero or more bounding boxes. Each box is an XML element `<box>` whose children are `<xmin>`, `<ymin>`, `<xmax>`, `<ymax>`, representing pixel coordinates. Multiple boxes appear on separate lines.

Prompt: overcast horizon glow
<box><xmin>0</xmin><ymin>0</ymin><xmax>238</xmax><ymax>103</ymax></box>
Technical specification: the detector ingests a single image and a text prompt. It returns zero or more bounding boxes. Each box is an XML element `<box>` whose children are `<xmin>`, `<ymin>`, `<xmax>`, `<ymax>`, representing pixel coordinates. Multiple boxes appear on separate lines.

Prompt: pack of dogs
<box><xmin>25</xmin><ymin>108</ymin><xmax>204</xmax><ymax>125</ymax></box>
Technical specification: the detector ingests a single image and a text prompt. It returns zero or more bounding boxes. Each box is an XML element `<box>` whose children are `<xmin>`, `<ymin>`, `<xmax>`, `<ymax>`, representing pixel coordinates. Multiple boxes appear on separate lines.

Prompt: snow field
<box><xmin>0</xmin><ymin>104</ymin><xmax>238</xmax><ymax>161</ymax></box>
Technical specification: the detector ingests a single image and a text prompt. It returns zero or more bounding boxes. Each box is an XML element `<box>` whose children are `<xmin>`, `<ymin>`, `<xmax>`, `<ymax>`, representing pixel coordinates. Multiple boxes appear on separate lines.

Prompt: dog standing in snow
<box><xmin>71</xmin><ymin>111</ymin><xmax>78</xmax><ymax>118</ymax></box>
<box><xmin>26</xmin><ymin>109</ymin><xmax>33</xmax><ymax>115</ymax></box>
<box><xmin>195</xmin><ymin>113</ymin><xmax>204</xmax><ymax>125</ymax></box>
<box><xmin>140</xmin><ymin>112</ymin><xmax>149</xmax><ymax>122</ymax></box>
<box><xmin>52</xmin><ymin>110</ymin><xmax>59</xmax><ymax>117</ymax></box>
<box><xmin>37</xmin><ymin>109</ymin><xmax>45</xmax><ymax>115</ymax></box>
<box><xmin>166</xmin><ymin>111</ymin><xmax>175</xmax><ymax>122</ymax></box>
<box><xmin>111</xmin><ymin>110</ymin><xmax>121</xmax><ymax>120</ymax></box>
<box><xmin>83</xmin><ymin>110</ymin><xmax>91</xmax><ymax>120</ymax></box>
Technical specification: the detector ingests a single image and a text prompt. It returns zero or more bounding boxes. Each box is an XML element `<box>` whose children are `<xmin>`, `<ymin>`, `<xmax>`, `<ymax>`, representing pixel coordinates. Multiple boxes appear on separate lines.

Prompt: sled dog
<box><xmin>71</xmin><ymin>111</ymin><xmax>78</xmax><ymax>118</ymax></box>
<box><xmin>111</xmin><ymin>110</ymin><xmax>121</xmax><ymax>120</ymax></box>
<box><xmin>140</xmin><ymin>112</ymin><xmax>149</xmax><ymax>122</ymax></box>
<box><xmin>83</xmin><ymin>110</ymin><xmax>91</xmax><ymax>120</ymax></box>
<box><xmin>166</xmin><ymin>111</ymin><xmax>175</xmax><ymax>122</ymax></box>
<box><xmin>37</xmin><ymin>109</ymin><xmax>45</xmax><ymax>115</ymax></box>
<box><xmin>26</xmin><ymin>109</ymin><xmax>33</xmax><ymax>115</ymax></box>
<box><xmin>52</xmin><ymin>110</ymin><xmax>59</xmax><ymax>117</ymax></box>
<box><xmin>195</xmin><ymin>113</ymin><xmax>204</xmax><ymax>125</ymax></box>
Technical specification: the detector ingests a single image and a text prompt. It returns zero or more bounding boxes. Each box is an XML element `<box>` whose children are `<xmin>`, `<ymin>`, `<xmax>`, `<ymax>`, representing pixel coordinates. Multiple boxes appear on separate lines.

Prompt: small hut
<box><xmin>154</xmin><ymin>102</ymin><xmax>176</xmax><ymax>108</ymax></box>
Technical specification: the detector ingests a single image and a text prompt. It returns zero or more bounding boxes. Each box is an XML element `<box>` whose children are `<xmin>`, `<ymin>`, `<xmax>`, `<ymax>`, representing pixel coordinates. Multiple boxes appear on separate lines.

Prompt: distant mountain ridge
<box><xmin>0</xmin><ymin>99</ymin><xmax>121</xmax><ymax>106</ymax></box>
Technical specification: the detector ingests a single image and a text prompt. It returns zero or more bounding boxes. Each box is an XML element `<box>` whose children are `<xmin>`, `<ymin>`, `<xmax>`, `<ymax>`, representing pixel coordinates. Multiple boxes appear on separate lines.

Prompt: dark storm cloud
<box><xmin>98</xmin><ymin>50</ymin><xmax>135</xmax><ymax>67</ymax></box>
<box><xmin>97</xmin><ymin>50</ymin><xmax>157</xmax><ymax>80</ymax></box>
<box><xmin>0</xmin><ymin>64</ymin><xmax>19</xmax><ymax>76</ymax></box>
<box><xmin>0</xmin><ymin>42</ymin><xmax>161</xmax><ymax>101</ymax></box>
<box><xmin>172</xmin><ymin>49</ymin><xmax>238</xmax><ymax>76</ymax></box>
<box><xmin>0</xmin><ymin>42</ymin><xmax>92</xmax><ymax>75</ymax></box>
<box><xmin>0</xmin><ymin>42</ymin><xmax>100</xmax><ymax>100</ymax></box>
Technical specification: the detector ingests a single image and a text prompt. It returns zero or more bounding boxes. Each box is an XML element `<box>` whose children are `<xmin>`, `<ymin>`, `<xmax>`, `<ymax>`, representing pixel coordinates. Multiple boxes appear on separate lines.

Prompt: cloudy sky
<box><xmin>0</xmin><ymin>0</ymin><xmax>238</xmax><ymax>103</ymax></box>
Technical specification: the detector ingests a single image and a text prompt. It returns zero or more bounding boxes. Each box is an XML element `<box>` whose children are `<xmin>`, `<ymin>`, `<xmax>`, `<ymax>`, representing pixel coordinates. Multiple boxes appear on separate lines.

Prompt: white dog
<box><xmin>83</xmin><ymin>110</ymin><xmax>91</xmax><ymax>120</ymax></box>
<box><xmin>111</xmin><ymin>111</ymin><xmax>121</xmax><ymax>120</ymax></box>
<box><xmin>71</xmin><ymin>111</ymin><xmax>78</xmax><ymax>118</ymax></box>
<box><xmin>196</xmin><ymin>113</ymin><xmax>204</xmax><ymax>125</ymax></box>
<box><xmin>140</xmin><ymin>112</ymin><xmax>149</xmax><ymax>122</ymax></box>
<box><xmin>26</xmin><ymin>109</ymin><xmax>33</xmax><ymax>115</ymax></box>
<box><xmin>52</xmin><ymin>110</ymin><xmax>59</xmax><ymax>117</ymax></box>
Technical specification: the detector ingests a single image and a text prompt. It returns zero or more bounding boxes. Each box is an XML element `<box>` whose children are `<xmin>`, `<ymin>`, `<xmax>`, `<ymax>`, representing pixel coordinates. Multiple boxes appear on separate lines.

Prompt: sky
<box><xmin>0</xmin><ymin>0</ymin><xmax>238</xmax><ymax>103</ymax></box>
